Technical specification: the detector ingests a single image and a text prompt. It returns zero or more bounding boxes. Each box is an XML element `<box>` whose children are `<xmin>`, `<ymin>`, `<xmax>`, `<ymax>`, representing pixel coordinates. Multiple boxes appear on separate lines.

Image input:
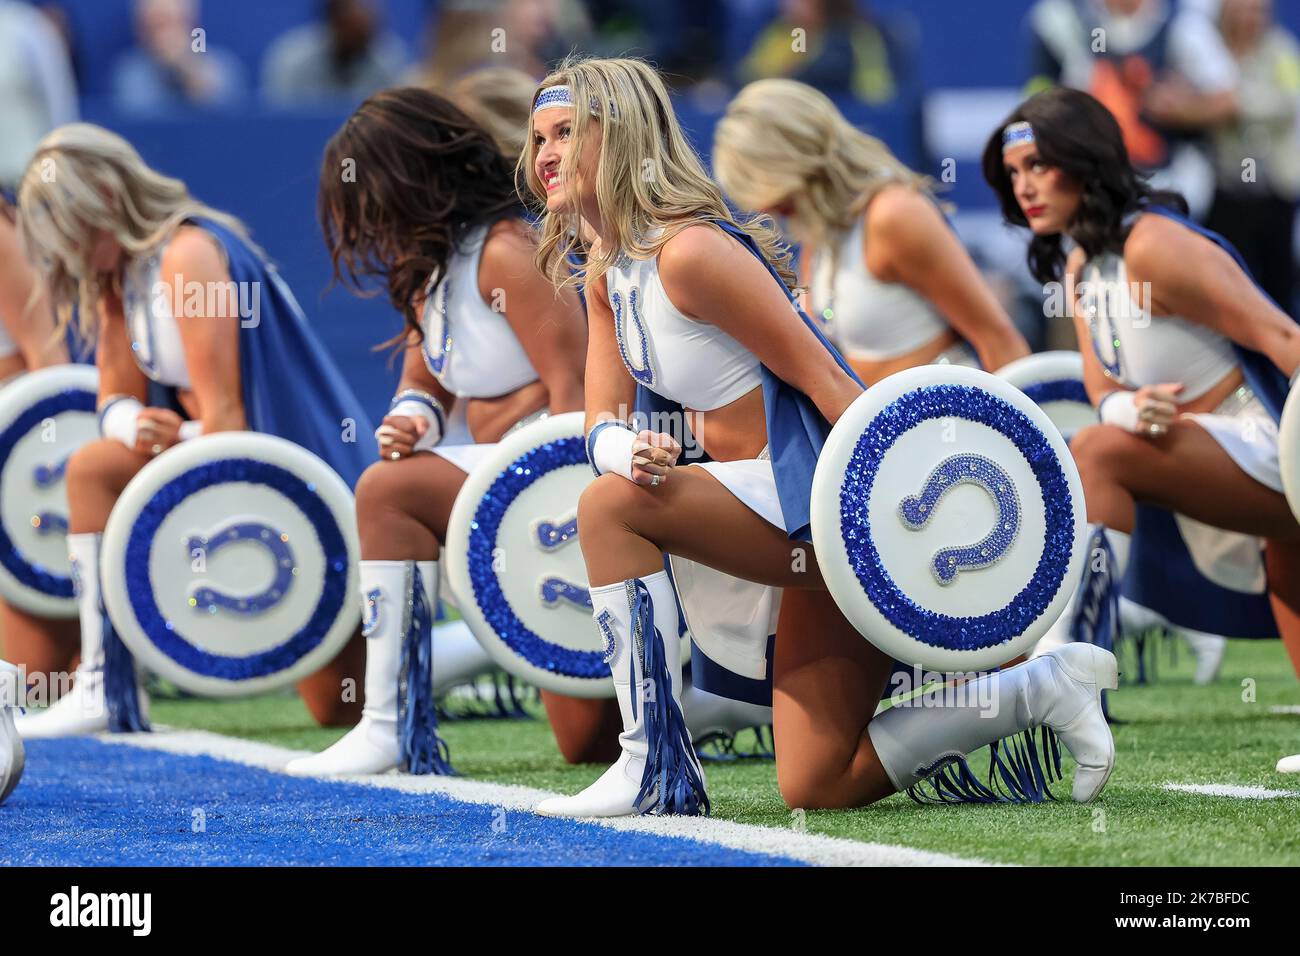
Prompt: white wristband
<box><xmin>388</xmin><ymin>399</ymin><xmax>444</xmax><ymax>452</ymax></box>
<box><xmin>99</xmin><ymin>395</ymin><xmax>142</xmax><ymax>449</ymax></box>
<box><xmin>589</xmin><ymin>421</ymin><xmax>636</xmax><ymax>480</ymax></box>
<box><xmin>1098</xmin><ymin>390</ymin><xmax>1140</xmax><ymax>432</ymax></box>
<box><xmin>179</xmin><ymin>420</ymin><xmax>204</xmax><ymax>442</ymax></box>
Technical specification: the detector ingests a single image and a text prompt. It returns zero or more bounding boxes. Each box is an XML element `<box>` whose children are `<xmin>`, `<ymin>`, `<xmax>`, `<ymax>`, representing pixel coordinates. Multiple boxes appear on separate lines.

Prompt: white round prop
<box><xmin>0</xmin><ymin>364</ymin><xmax>99</xmax><ymax>617</ymax></box>
<box><xmin>811</xmin><ymin>365</ymin><xmax>1087</xmax><ymax>673</ymax></box>
<box><xmin>996</xmin><ymin>350</ymin><xmax>1097</xmax><ymax>441</ymax></box>
<box><xmin>101</xmin><ymin>432</ymin><xmax>359</xmax><ymax>697</ymax></box>
<box><xmin>444</xmin><ymin>412</ymin><xmax>612</xmax><ymax>699</ymax></box>
<box><xmin>1280</xmin><ymin>383</ymin><xmax>1300</xmax><ymax>524</ymax></box>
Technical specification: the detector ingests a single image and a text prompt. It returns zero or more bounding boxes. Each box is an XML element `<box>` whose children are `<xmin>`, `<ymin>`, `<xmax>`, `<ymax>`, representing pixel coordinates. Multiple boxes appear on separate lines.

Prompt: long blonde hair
<box><xmin>713</xmin><ymin>78</ymin><xmax>937</xmax><ymax>252</ymax></box>
<box><xmin>521</xmin><ymin>56</ymin><xmax>794</xmax><ymax>292</ymax></box>
<box><xmin>17</xmin><ymin>123</ymin><xmax>250</xmax><ymax>341</ymax></box>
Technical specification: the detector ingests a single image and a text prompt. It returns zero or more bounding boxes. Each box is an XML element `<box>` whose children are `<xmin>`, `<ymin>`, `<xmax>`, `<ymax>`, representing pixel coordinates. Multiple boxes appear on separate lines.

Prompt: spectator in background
<box><xmin>1205</xmin><ymin>0</ymin><xmax>1300</xmax><ymax>315</ymax></box>
<box><xmin>110</xmin><ymin>0</ymin><xmax>248</xmax><ymax>113</ymax></box>
<box><xmin>408</xmin><ymin>0</ymin><xmax>586</xmax><ymax>91</ymax></box>
<box><xmin>1024</xmin><ymin>0</ymin><xmax>1239</xmax><ymax>218</ymax></box>
<box><xmin>261</xmin><ymin>0</ymin><xmax>406</xmax><ymax>105</ymax></box>
<box><xmin>738</xmin><ymin>0</ymin><xmax>896</xmax><ymax>103</ymax></box>
<box><xmin>0</xmin><ymin>0</ymin><xmax>77</xmax><ymax>186</ymax></box>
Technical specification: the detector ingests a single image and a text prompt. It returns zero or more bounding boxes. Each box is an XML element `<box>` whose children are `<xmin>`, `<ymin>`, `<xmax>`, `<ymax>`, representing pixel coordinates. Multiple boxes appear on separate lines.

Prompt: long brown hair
<box><xmin>318</xmin><ymin>86</ymin><xmax>523</xmax><ymax>345</ymax></box>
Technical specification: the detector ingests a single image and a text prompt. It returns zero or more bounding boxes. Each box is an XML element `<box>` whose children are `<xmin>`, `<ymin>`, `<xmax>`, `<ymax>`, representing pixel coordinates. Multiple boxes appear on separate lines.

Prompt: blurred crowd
<box><xmin>1</xmin><ymin>0</ymin><xmax>1297</xmax><ymax>315</ymax></box>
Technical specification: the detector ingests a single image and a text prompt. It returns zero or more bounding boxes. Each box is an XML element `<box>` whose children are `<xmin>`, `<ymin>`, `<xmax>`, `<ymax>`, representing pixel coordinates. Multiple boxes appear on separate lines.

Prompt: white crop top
<box><xmin>1081</xmin><ymin>252</ymin><xmax>1237</xmax><ymax>402</ymax></box>
<box><xmin>420</xmin><ymin>223</ymin><xmax>538</xmax><ymax>399</ymax></box>
<box><xmin>122</xmin><ymin>246</ymin><xmax>191</xmax><ymax>389</ymax></box>
<box><xmin>604</xmin><ymin>246</ymin><xmax>762</xmax><ymax>411</ymax></box>
<box><xmin>808</xmin><ymin>216</ymin><xmax>949</xmax><ymax>361</ymax></box>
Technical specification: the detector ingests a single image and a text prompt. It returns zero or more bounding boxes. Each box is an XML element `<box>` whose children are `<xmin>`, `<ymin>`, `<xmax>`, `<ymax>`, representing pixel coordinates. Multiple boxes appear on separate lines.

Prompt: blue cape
<box><xmin>633</xmin><ymin>220</ymin><xmax>863</xmax><ymax>542</ymax></box>
<box><xmin>148</xmin><ymin>218</ymin><xmax>374</xmax><ymax>489</ymax></box>
<box><xmin>1120</xmin><ymin>205</ymin><xmax>1295</xmax><ymax>638</ymax></box>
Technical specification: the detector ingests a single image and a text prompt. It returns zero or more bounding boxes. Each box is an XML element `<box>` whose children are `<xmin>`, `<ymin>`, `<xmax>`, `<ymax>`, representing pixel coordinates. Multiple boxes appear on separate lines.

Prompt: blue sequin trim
<box><xmin>123</xmin><ymin>458</ymin><xmax>349</xmax><ymax>680</ymax></box>
<box><xmin>612</xmin><ymin>287</ymin><xmax>655</xmax><ymax>386</ymax></box>
<box><xmin>839</xmin><ymin>384</ymin><xmax>1074</xmax><ymax>651</ymax></box>
<box><xmin>0</xmin><ymin>389</ymin><xmax>95</xmax><ymax>598</ymax></box>
<box><xmin>362</xmin><ymin>587</ymin><xmax>381</xmax><ymax>637</ymax></box>
<box><xmin>1020</xmin><ymin>378</ymin><xmax>1090</xmax><ymax>407</ymax></box>
<box><xmin>466</xmin><ymin>436</ymin><xmax>607</xmax><ymax>679</ymax></box>
<box><xmin>596</xmin><ymin>609</ymin><xmax>617</xmax><ymax>664</ymax></box>
<box><xmin>421</xmin><ymin>278</ymin><xmax>452</xmax><ymax>376</ymax></box>
<box><xmin>898</xmin><ymin>453</ymin><xmax>1021</xmax><ymax>585</ymax></box>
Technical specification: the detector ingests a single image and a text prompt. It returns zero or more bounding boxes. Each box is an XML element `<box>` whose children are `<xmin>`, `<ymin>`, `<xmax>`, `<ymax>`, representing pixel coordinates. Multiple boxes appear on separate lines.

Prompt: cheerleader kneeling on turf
<box><xmin>526</xmin><ymin>56</ymin><xmax>1118</xmax><ymax>818</ymax></box>
<box><xmin>983</xmin><ymin>89</ymin><xmax>1300</xmax><ymax>766</ymax></box>
<box><xmin>713</xmin><ymin>78</ymin><xmax>1029</xmax><ymax>384</ymax></box>
<box><xmin>13</xmin><ymin>124</ymin><xmax>373</xmax><ymax>737</ymax></box>
<box><xmin>290</xmin><ymin>87</ymin><xmax>622</xmax><ymax>776</ymax></box>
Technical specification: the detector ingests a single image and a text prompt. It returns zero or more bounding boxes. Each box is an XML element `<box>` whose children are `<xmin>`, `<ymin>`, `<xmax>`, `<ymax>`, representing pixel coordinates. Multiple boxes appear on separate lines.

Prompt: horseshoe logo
<box><xmin>33</xmin><ymin>454</ymin><xmax>70</xmax><ymax>489</ymax></box>
<box><xmin>532</xmin><ymin>511</ymin><xmax>591</xmax><ymax>610</ymax></box>
<box><xmin>186</xmin><ymin>520</ymin><xmax>296</xmax><ymax>615</ymax></box>
<box><xmin>533</xmin><ymin>515</ymin><xmax>578</xmax><ymax>551</ymax></box>
<box><xmin>611</xmin><ymin>287</ymin><xmax>655</xmax><ymax>386</ymax></box>
<box><xmin>899</xmin><ymin>454</ymin><xmax>1021</xmax><ymax>585</ymax></box>
<box><xmin>540</xmin><ymin>577</ymin><xmax>594</xmax><ymax>611</ymax></box>
<box><xmin>31</xmin><ymin>512</ymin><xmax>68</xmax><ymax>535</ymax></box>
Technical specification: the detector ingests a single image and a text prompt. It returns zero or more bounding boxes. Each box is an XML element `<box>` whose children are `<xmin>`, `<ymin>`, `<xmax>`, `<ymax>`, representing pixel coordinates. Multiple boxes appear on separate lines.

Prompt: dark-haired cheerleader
<box><xmin>983</xmin><ymin>87</ymin><xmax>1300</xmax><ymax>772</ymax></box>
<box><xmin>290</xmin><ymin>87</ymin><xmax>620</xmax><ymax>776</ymax></box>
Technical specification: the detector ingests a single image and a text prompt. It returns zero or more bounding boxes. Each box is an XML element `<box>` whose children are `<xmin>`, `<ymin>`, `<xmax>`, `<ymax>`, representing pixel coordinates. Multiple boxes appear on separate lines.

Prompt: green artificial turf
<box><xmin>152</xmin><ymin>638</ymin><xmax>1300</xmax><ymax>866</ymax></box>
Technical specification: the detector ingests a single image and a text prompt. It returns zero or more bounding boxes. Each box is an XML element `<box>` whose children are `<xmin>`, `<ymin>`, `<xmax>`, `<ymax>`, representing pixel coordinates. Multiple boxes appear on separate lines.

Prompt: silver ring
<box><xmin>151</xmin><ymin>443</ymin><xmax>162</xmax><ymax>456</ymax></box>
<box><xmin>650</xmin><ymin>475</ymin><xmax>661</xmax><ymax>486</ymax></box>
<box><xmin>390</xmin><ymin>451</ymin><xmax>401</xmax><ymax>461</ymax></box>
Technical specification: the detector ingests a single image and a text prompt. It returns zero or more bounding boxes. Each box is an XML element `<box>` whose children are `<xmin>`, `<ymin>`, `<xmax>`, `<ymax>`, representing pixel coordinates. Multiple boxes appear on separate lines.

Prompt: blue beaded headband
<box><xmin>1002</xmin><ymin>121</ymin><xmax>1036</xmax><ymax>152</ymax></box>
<box><xmin>533</xmin><ymin>85</ymin><xmax>574</xmax><ymax>113</ymax></box>
<box><xmin>533</xmin><ymin>84</ymin><xmax>613</xmax><ymax>119</ymax></box>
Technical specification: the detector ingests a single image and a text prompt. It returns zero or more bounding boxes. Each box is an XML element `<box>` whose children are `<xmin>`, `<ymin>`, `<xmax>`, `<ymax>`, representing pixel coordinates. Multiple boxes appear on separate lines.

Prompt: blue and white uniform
<box><xmin>120</xmin><ymin>217</ymin><xmax>373</xmax><ymax>487</ymax></box>
<box><xmin>1084</xmin><ymin>209</ymin><xmax>1284</xmax><ymax>639</ymax></box>
<box><xmin>807</xmin><ymin>212</ymin><xmax>978</xmax><ymax>369</ymax></box>
<box><xmin>416</xmin><ymin>221</ymin><xmax>540</xmax><ymax>473</ymax></box>
<box><xmin>606</xmin><ymin>236</ymin><xmax>798</xmax><ymax>705</ymax></box>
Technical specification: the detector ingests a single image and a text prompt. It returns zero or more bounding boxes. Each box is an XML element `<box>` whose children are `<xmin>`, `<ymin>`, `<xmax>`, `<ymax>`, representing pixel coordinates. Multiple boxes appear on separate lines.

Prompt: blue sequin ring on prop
<box><xmin>99</xmin><ymin>432</ymin><xmax>361</xmax><ymax>698</ymax></box>
<box><xmin>810</xmin><ymin>365</ymin><xmax>1087</xmax><ymax>674</ymax></box>
<box><xmin>443</xmin><ymin>412</ymin><xmax>616</xmax><ymax>700</ymax></box>
<box><xmin>0</xmin><ymin>365</ymin><xmax>100</xmax><ymax>618</ymax></box>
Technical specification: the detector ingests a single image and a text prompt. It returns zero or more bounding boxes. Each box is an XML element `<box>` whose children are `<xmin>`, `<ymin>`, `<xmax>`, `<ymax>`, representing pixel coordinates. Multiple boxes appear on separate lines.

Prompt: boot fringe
<box><xmin>630</xmin><ymin>580</ymin><xmax>709</xmax><ymax>816</ymax></box>
<box><xmin>438</xmin><ymin>672</ymin><xmax>533</xmax><ymax>722</ymax></box>
<box><xmin>101</xmin><ymin>601</ymin><xmax>149</xmax><ymax>733</ymax></box>
<box><xmin>907</xmin><ymin>726</ymin><xmax>1063</xmax><ymax>805</ymax></box>
<box><xmin>400</xmin><ymin>564</ymin><xmax>454</xmax><ymax>775</ymax></box>
<box><xmin>696</xmin><ymin>724</ymin><xmax>775</xmax><ymax>763</ymax></box>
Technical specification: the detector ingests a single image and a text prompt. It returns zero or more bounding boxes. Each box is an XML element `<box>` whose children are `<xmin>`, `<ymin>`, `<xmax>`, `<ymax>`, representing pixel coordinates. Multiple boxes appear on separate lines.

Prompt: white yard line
<box><xmin>101</xmin><ymin>728</ymin><xmax>997</xmax><ymax>867</ymax></box>
<box><xmin>1267</xmin><ymin>705</ymin><xmax>1300</xmax><ymax>715</ymax></box>
<box><xmin>1162</xmin><ymin>782</ymin><xmax>1300</xmax><ymax>800</ymax></box>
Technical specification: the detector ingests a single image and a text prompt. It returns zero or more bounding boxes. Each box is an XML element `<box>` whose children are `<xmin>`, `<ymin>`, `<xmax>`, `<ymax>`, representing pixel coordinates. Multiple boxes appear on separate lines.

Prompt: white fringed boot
<box><xmin>285</xmin><ymin>560</ymin><xmax>451</xmax><ymax>777</ymax></box>
<box><xmin>868</xmin><ymin>643</ymin><xmax>1119</xmax><ymax>803</ymax></box>
<box><xmin>15</xmin><ymin>533</ymin><xmax>148</xmax><ymax>738</ymax></box>
<box><xmin>0</xmin><ymin>660</ymin><xmax>24</xmax><ymax>804</ymax></box>
<box><xmin>536</xmin><ymin>571</ymin><xmax>706</xmax><ymax>818</ymax></box>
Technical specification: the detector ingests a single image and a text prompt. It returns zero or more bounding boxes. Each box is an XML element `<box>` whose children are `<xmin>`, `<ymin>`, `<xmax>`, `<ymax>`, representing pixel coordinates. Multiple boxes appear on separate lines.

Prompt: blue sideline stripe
<box><xmin>0</xmin><ymin>739</ymin><xmax>802</xmax><ymax>867</ymax></box>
